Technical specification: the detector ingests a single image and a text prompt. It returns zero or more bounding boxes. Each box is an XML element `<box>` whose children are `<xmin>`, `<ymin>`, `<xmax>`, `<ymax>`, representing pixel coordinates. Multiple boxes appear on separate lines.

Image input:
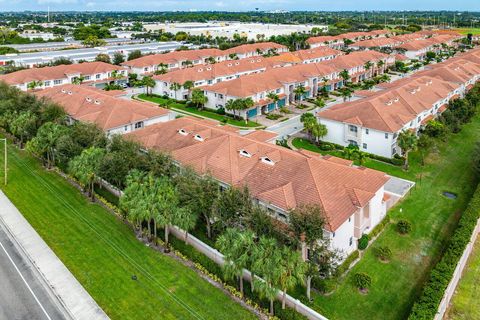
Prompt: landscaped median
<box><xmin>289</xmin><ymin>112</ymin><xmax>480</xmax><ymax>320</ymax></box>
<box><xmin>0</xmin><ymin>137</ymin><xmax>257</xmax><ymax>320</ymax></box>
<box><xmin>135</xmin><ymin>94</ymin><xmax>265</xmax><ymax>129</ymax></box>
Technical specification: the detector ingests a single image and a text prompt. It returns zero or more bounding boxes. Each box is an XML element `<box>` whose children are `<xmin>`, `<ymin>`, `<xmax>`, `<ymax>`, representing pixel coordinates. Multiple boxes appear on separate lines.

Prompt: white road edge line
<box><xmin>0</xmin><ymin>240</ymin><xmax>52</xmax><ymax>320</ymax></box>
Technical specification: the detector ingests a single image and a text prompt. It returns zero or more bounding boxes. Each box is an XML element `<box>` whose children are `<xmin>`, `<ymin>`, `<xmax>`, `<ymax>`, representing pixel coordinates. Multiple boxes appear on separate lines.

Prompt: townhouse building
<box><xmin>151</xmin><ymin>47</ymin><xmax>344</xmax><ymax>100</ymax></box>
<box><xmin>307</xmin><ymin>30</ymin><xmax>391</xmax><ymax>49</ymax></box>
<box><xmin>122</xmin><ymin>42</ymin><xmax>288</xmax><ymax>75</ymax></box>
<box><xmin>202</xmin><ymin>51</ymin><xmax>393</xmax><ymax>120</ymax></box>
<box><xmin>0</xmin><ymin>61</ymin><xmax>127</xmax><ymax>91</ymax></box>
<box><xmin>317</xmin><ymin>75</ymin><xmax>464</xmax><ymax>158</ymax></box>
<box><xmin>35</xmin><ymin>84</ymin><xmax>172</xmax><ymax>135</ymax></box>
<box><xmin>126</xmin><ymin>116</ymin><xmax>392</xmax><ymax>256</ymax></box>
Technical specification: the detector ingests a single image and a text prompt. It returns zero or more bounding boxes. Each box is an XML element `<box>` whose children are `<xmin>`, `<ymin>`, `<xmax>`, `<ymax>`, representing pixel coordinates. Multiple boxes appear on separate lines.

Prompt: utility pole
<box><xmin>1</xmin><ymin>138</ymin><xmax>6</xmax><ymax>186</ymax></box>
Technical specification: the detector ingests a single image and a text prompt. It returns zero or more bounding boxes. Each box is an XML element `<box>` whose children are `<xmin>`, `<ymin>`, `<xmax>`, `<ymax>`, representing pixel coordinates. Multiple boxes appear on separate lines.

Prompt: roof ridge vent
<box><xmin>239</xmin><ymin>149</ymin><xmax>252</xmax><ymax>158</ymax></box>
<box><xmin>260</xmin><ymin>156</ymin><xmax>275</xmax><ymax>166</ymax></box>
<box><xmin>61</xmin><ymin>89</ymin><xmax>66</xmax><ymax>93</ymax></box>
<box><xmin>67</xmin><ymin>91</ymin><xmax>73</xmax><ymax>95</ymax></box>
<box><xmin>194</xmin><ymin>134</ymin><xmax>204</xmax><ymax>142</ymax></box>
<box><xmin>86</xmin><ymin>97</ymin><xmax>92</xmax><ymax>102</ymax></box>
<box><xmin>94</xmin><ymin>99</ymin><xmax>101</xmax><ymax>105</ymax></box>
<box><xmin>178</xmin><ymin>128</ymin><xmax>188</xmax><ymax>136</ymax></box>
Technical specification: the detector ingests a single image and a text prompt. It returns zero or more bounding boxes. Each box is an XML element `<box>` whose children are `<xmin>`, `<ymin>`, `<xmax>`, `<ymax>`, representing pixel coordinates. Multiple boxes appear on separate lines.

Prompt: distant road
<box><xmin>0</xmin><ymin>224</ymin><xmax>67</xmax><ymax>320</ymax></box>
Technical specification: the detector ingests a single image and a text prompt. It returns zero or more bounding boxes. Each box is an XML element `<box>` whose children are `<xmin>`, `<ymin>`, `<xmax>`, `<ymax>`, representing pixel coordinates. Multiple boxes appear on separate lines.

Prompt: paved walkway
<box><xmin>0</xmin><ymin>190</ymin><xmax>109</xmax><ymax>320</ymax></box>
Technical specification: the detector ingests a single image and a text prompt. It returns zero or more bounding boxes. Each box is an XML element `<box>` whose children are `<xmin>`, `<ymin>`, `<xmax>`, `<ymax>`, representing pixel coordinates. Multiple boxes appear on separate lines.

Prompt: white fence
<box><xmin>169</xmin><ymin>226</ymin><xmax>329</xmax><ymax>320</ymax></box>
<box><xmin>435</xmin><ymin>217</ymin><xmax>480</xmax><ymax>320</ymax></box>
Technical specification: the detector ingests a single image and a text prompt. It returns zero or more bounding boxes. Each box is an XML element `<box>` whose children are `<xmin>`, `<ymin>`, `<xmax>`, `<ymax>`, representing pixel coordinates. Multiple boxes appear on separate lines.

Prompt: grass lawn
<box><xmin>446</xmin><ymin>237</ymin><xmax>480</xmax><ymax>320</ymax></box>
<box><xmin>137</xmin><ymin>94</ymin><xmax>263</xmax><ymax>128</ymax></box>
<box><xmin>292</xmin><ymin>114</ymin><xmax>480</xmax><ymax>320</ymax></box>
<box><xmin>0</xmin><ymin>138</ymin><xmax>256</xmax><ymax>320</ymax></box>
<box><xmin>454</xmin><ymin>28</ymin><xmax>480</xmax><ymax>35</ymax></box>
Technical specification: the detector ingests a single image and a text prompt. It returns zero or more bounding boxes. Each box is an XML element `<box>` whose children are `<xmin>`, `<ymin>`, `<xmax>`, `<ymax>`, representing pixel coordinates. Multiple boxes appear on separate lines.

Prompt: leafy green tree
<box><xmin>127</xmin><ymin>50</ymin><xmax>142</xmax><ymax>61</ymax></box>
<box><xmin>397</xmin><ymin>129</ymin><xmax>418</xmax><ymax>170</ymax></box>
<box><xmin>211</xmin><ymin>185</ymin><xmax>252</xmax><ymax>235</ymax></box>
<box><xmin>10</xmin><ymin>111</ymin><xmax>38</xmax><ymax>148</ymax></box>
<box><xmin>69</xmin><ymin>147</ymin><xmax>106</xmax><ymax>201</ymax></box>
<box><xmin>267</xmin><ymin>92</ymin><xmax>280</xmax><ymax>111</ymax></box>
<box><xmin>174</xmin><ymin>168</ymin><xmax>219</xmax><ymax>238</ymax></box>
<box><xmin>339</xmin><ymin>69</ymin><xmax>350</xmax><ymax>84</ymax></box>
<box><xmin>27</xmin><ymin>80</ymin><xmax>43</xmax><ymax>91</ymax></box>
<box><xmin>120</xmin><ymin>170</ymin><xmax>147</xmax><ymax>228</ymax></box>
<box><xmin>191</xmin><ymin>88</ymin><xmax>208</xmax><ymax>110</ymax></box>
<box><xmin>112</xmin><ymin>52</ymin><xmax>125</xmax><ymax>65</ymax></box>
<box><xmin>82</xmin><ymin>35</ymin><xmax>107</xmax><ymax>48</ymax></box>
<box><xmin>311</xmin><ymin>122</ymin><xmax>328</xmax><ymax>143</ymax></box>
<box><xmin>26</xmin><ymin>122</ymin><xmax>67</xmax><ymax>168</ymax></box>
<box><xmin>241</xmin><ymin>97</ymin><xmax>255</xmax><ymax>123</ymax></box>
<box><xmin>225</xmin><ymin>99</ymin><xmax>239</xmax><ymax>119</ymax></box>
<box><xmin>95</xmin><ymin>53</ymin><xmax>111</xmax><ymax>63</ymax></box>
<box><xmin>71</xmin><ymin>75</ymin><xmax>85</xmax><ymax>85</ymax></box>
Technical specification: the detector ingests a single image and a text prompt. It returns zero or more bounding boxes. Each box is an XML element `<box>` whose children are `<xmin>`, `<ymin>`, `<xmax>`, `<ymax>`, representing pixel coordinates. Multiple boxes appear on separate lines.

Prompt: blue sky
<box><xmin>0</xmin><ymin>0</ymin><xmax>478</xmax><ymax>12</ymax></box>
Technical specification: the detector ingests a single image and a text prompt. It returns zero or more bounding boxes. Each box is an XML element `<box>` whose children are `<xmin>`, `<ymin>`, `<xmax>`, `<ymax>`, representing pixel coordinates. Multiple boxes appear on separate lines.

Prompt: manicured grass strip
<box><xmin>454</xmin><ymin>28</ymin><xmax>480</xmax><ymax>35</ymax></box>
<box><xmin>137</xmin><ymin>94</ymin><xmax>263</xmax><ymax>128</ymax></box>
<box><xmin>301</xmin><ymin>114</ymin><xmax>480</xmax><ymax>320</ymax></box>
<box><xmin>291</xmin><ymin>138</ymin><xmax>407</xmax><ymax>178</ymax></box>
<box><xmin>0</xmin><ymin>141</ymin><xmax>256</xmax><ymax>320</ymax></box>
<box><xmin>446</xmin><ymin>237</ymin><xmax>480</xmax><ymax>320</ymax></box>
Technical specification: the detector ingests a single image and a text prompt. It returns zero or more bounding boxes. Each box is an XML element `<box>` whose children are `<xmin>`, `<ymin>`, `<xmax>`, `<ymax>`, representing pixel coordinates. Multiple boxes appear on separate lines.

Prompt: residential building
<box><xmin>307</xmin><ymin>30</ymin><xmax>391</xmax><ymax>49</ymax></box>
<box><xmin>34</xmin><ymin>84</ymin><xmax>172</xmax><ymax>135</ymax></box>
<box><xmin>317</xmin><ymin>75</ymin><xmax>464</xmax><ymax>158</ymax></box>
<box><xmin>126</xmin><ymin>116</ymin><xmax>392</xmax><ymax>256</ymax></box>
<box><xmin>0</xmin><ymin>61</ymin><xmax>127</xmax><ymax>91</ymax></box>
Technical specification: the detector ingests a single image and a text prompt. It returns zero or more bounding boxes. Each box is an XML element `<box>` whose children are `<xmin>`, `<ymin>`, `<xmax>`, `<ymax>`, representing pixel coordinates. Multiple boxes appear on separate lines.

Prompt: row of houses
<box><xmin>121</xmin><ymin>42</ymin><xmax>288</xmax><ymax>75</ymax></box>
<box><xmin>317</xmin><ymin>48</ymin><xmax>480</xmax><ymax>159</ymax></box>
<box><xmin>152</xmin><ymin>47</ymin><xmax>344</xmax><ymax>100</ymax></box>
<box><xmin>307</xmin><ymin>30</ymin><xmax>392</xmax><ymax>49</ymax></box>
<box><xmin>0</xmin><ymin>61</ymin><xmax>128</xmax><ymax>91</ymax></box>
<box><xmin>200</xmin><ymin>50</ymin><xmax>395</xmax><ymax>120</ymax></box>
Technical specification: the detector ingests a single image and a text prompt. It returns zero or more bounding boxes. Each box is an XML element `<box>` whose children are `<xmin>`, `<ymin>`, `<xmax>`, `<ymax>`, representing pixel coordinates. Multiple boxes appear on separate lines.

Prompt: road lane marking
<box><xmin>0</xmin><ymin>239</ymin><xmax>52</xmax><ymax>320</ymax></box>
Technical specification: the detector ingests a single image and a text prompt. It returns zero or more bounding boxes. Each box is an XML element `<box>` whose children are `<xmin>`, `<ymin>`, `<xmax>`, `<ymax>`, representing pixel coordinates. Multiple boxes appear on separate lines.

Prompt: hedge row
<box><xmin>408</xmin><ymin>184</ymin><xmax>480</xmax><ymax>319</ymax></box>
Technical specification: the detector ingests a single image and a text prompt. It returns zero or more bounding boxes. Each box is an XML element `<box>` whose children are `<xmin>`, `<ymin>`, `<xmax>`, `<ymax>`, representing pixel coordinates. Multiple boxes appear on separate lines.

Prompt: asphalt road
<box><xmin>0</xmin><ymin>225</ymin><xmax>67</xmax><ymax>320</ymax></box>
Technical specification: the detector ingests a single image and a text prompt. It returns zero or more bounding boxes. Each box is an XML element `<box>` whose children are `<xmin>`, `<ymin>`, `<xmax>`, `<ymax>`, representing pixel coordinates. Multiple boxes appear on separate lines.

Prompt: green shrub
<box><xmin>280</xmin><ymin>107</ymin><xmax>292</xmax><ymax>114</ymax></box>
<box><xmin>397</xmin><ymin>220</ymin><xmax>412</xmax><ymax>235</ymax></box>
<box><xmin>215</xmin><ymin>107</ymin><xmax>226</xmax><ymax>115</ymax></box>
<box><xmin>409</xmin><ymin>184</ymin><xmax>480</xmax><ymax>319</ymax></box>
<box><xmin>369</xmin><ymin>216</ymin><xmax>390</xmax><ymax>238</ymax></box>
<box><xmin>358</xmin><ymin>234</ymin><xmax>369</xmax><ymax>250</ymax></box>
<box><xmin>336</xmin><ymin>250</ymin><xmax>360</xmax><ymax>276</ymax></box>
<box><xmin>266</xmin><ymin>113</ymin><xmax>283</xmax><ymax>120</ymax></box>
<box><xmin>319</xmin><ymin>143</ymin><xmax>334</xmax><ymax>151</ymax></box>
<box><xmin>353</xmin><ymin>273</ymin><xmax>372</xmax><ymax>290</ymax></box>
<box><xmin>312</xmin><ymin>277</ymin><xmax>337</xmax><ymax>294</ymax></box>
<box><xmin>375</xmin><ymin>246</ymin><xmax>392</xmax><ymax>262</ymax></box>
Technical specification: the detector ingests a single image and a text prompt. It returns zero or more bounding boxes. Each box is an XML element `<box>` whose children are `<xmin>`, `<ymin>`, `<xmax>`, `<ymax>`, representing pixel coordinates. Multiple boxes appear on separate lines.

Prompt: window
<box><xmin>417</xmin><ymin>116</ymin><xmax>421</xmax><ymax>122</ymax></box>
<box><xmin>332</xmin><ymin>232</ymin><xmax>336</xmax><ymax>238</ymax></box>
<box><xmin>84</xmin><ymin>75</ymin><xmax>90</xmax><ymax>80</ymax></box>
<box><xmin>363</xmin><ymin>143</ymin><xmax>367</xmax><ymax>149</ymax></box>
<box><xmin>218</xmin><ymin>94</ymin><xmax>224</xmax><ymax>99</ymax></box>
<box><xmin>53</xmin><ymin>79</ymin><xmax>62</xmax><ymax>85</ymax></box>
<box><xmin>348</xmin><ymin>217</ymin><xmax>351</xmax><ymax>222</ymax></box>
<box><xmin>44</xmin><ymin>80</ymin><xmax>50</xmax><ymax>86</ymax></box>
<box><xmin>365</xmin><ymin>128</ymin><xmax>369</xmax><ymax>134</ymax></box>
<box><xmin>385</xmin><ymin>133</ymin><xmax>389</xmax><ymax>139</ymax></box>
<box><xmin>349</xmin><ymin>237</ymin><xmax>353</xmax><ymax>246</ymax></box>
<box><xmin>348</xmin><ymin>125</ymin><xmax>358</xmax><ymax>133</ymax></box>
<box><xmin>96</xmin><ymin>74</ymin><xmax>101</xmax><ymax>79</ymax></box>
<box><xmin>124</xmin><ymin>125</ymin><xmax>128</xmax><ymax>131</ymax></box>
<box><xmin>134</xmin><ymin>121</ymin><xmax>144</xmax><ymax>129</ymax></box>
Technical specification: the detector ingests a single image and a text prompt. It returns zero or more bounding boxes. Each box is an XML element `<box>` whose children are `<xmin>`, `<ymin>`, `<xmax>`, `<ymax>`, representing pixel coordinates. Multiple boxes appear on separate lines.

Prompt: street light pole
<box><xmin>0</xmin><ymin>138</ymin><xmax>6</xmax><ymax>185</ymax></box>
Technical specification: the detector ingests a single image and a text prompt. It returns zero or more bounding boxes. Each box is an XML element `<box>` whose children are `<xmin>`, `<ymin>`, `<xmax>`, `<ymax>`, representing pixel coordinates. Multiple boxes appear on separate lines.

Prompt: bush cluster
<box><xmin>397</xmin><ymin>220</ymin><xmax>412</xmax><ymax>235</ymax></box>
<box><xmin>408</xmin><ymin>184</ymin><xmax>480</xmax><ymax>319</ymax></box>
<box><xmin>353</xmin><ymin>273</ymin><xmax>372</xmax><ymax>290</ymax></box>
<box><xmin>375</xmin><ymin>246</ymin><xmax>392</xmax><ymax>262</ymax></box>
<box><xmin>358</xmin><ymin>234</ymin><xmax>369</xmax><ymax>250</ymax></box>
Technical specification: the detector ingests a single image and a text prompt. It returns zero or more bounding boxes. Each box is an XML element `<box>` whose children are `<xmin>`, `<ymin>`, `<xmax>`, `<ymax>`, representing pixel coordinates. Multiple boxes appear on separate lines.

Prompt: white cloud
<box><xmin>37</xmin><ymin>0</ymin><xmax>77</xmax><ymax>4</ymax></box>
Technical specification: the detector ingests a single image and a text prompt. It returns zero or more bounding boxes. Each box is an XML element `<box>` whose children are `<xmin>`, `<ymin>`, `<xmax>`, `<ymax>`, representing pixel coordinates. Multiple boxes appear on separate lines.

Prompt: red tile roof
<box><xmin>34</xmin><ymin>84</ymin><xmax>169</xmax><ymax>131</ymax></box>
<box><xmin>126</xmin><ymin>116</ymin><xmax>389</xmax><ymax>231</ymax></box>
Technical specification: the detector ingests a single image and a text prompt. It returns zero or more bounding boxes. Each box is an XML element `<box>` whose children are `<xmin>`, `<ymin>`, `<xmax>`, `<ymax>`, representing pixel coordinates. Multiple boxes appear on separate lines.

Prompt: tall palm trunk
<box><xmin>306</xmin><ymin>276</ymin><xmax>312</xmax><ymax>300</ymax></box>
<box><xmin>239</xmin><ymin>276</ymin><xmax>244</xmax><ymax>297</ymax></box>
<box><xmin>282</xmin><ymin>290</ymin><xmax>287</xmax><ymax>309</ymax></box>
<box><xmin>147</xmin><ymin>219</ymin><xmax>151</xmax><ymax>240</ymax></box>
<box><xmin>269</xmin><ymin>299</ymin><xmax>274</xmax><ymax>315</ymax></box>
<box><xmin>153</xmin><ymin>220</ymin><xmax>158</xmax><ymax>245</ymax></box>
<box><xmin>250</xmin><ymin>271</ymin><xmax>255</xmax><ymax>292</ymax></box>
<box><xmin>164</xmin><ymin>224</ymin><xmax>169</xmax><ymax>246</ymax></box>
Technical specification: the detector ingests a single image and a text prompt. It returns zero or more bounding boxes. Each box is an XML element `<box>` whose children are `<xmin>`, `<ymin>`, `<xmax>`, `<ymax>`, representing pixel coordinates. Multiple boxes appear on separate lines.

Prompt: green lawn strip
<box><xmin>0</xmin><ymin>140</ymin><xmax>256</xmax><ymax>320</ymax></box>
<box><xmin>454</xmin><ymin>28</ymin><xmax>480</xmax><ymax>35</ymax></box>
<box><xmin>137</xmin><ymin>94</ymin><xmax>263</xmax><ymax>128</ymax></box>
<box><xmin>291</xmin><ymin>138</ymin><xmax>408</xmax><ymax>179</ymax></box>
<box><xmin>446</xmin><ymin>237</ymin><xmax>480</xmax><ymax>320</ymax></box>
<box><xmin>292</xmin><ymin>114</ymin><xmax>480</xmax><ymax>319</ymax></box>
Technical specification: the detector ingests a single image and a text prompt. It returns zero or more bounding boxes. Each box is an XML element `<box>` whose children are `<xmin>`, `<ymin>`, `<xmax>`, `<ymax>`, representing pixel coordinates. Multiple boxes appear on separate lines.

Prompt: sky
<box><xmin>0</xmin><ymin>0</ymin><xmax>478</xmax><ymax>12</ymax></box>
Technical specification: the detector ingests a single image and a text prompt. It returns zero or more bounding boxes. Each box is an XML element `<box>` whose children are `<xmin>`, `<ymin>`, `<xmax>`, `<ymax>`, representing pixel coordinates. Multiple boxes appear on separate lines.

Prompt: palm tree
<box><xmin>397</xmin><ymin>129</ymin><xmax>418</xmax><ymax>170</ymax></box>
<box><xmin>267</xmin><ymin>92</ymin><xmax>280</xmax><ymax>111</ymax></box>
<box><xmin>364</xmin><ymin>61</ymin><xmax>374</xmax><ymax>78</ymax></box>
<box><xmin>26</xmin><ymin>122</ymin><xmax>67</xmax><ymax>168</ymax></box>
<box><xmin>68</xmin><ymin>147</ymin><xmax>105</xmax><ymax>201</ymax></box>
<box><xmin>169</xmin><ymin>82</ymin><xmax>182</xmax><ymax>100</ymax></box>
<box><xmin>27</xmin><ymin>80</ymin><xmax>44</xmax><ymax>90</ymax></box>
<box><xmin>182</xmin><ymin>80</ymin><xmax>194</xmax><ymax>99</ymax></box>
<box><xmin>225</xmin><ymin>99</ymin><xmax>238</xmax><ymax>119</ymax></box>
<box><xmin>339</xmin><ymin>69</ymin><xmax>350</xmax><ymax>85</ymax></box>
<box><xmin>71</xmin><ymin>75</ymin><xmax>85</xmax><ymax>85</ymax></box>
<box><xmin>300</xmin><ymin>112</ymin><xmax>317</xmax><ymax>141</ymax></box>
<box><xmin>354</xmin><ymin>150</ymin><xmax>368</xmax><ymax>166</ymax></box>
<box><xmin>216</xmin><ymin>228</ymin><xmax>255</xmax><ymax>297</ymax></box>
<box><xmin>377</xmin><ymin>60</ymin><xmax>385</xmax><ymax>74</ymax></box>
<box><xmin>191</xmin><ymin>88</ymin><xmax>208</xmax><ymax>110</ymax></box>
<box><xmin>242</xmin><ymin>98</ymin><xmax>255</xmax><ymax>123</ymax></box>
<box><xmin>156</xmin><ymin>63</ymin><xmax>168</xmax><ymax>74</ymax></box>
<box><xmin>182</xmin><ymin>60</ymin><xmax>193</xmax><ymax>68</ymax></box>
<box><xmin>120</xmin><ymin>170</ymin><xmax>147</xmax><ymax>232</ymax></box>
<box><xmin>142</xmin><ymin>76</ymin><xmax>156</xmax><ymax>96</ymax></box>
<box><xmin>340</xmin><ymin>88</ymin><xmax>353</xmax><ymax>102</ymax></box>
<box><xmin>276</xmin><ymin>247</ymin><xmax>306</xmax><ymax>309</ymax></box>
<box><xmin>311</xmin><ymin>123</ymin><xmax>328</xmax><ymax>143</ymax></box>
<box><xmin>293</xmin><ymin>84</ymin><xmax>307</xmax><ymax>103</ymax></box>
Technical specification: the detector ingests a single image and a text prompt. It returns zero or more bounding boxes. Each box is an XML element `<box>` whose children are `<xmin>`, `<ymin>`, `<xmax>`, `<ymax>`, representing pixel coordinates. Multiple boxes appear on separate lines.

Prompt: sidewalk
<box><xmin>0</xmin><ymin>190</ymin><xmax>109</xmax><ymax>320</ymax></box>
